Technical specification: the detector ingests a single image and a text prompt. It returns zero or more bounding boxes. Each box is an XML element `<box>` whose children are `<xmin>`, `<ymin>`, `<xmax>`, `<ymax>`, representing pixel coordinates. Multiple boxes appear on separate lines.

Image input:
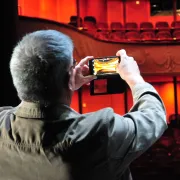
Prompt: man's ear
<box><xmin>68</xmin><ymin>67</ymin><xmax>75</xmax><ymax>91</ymax></box>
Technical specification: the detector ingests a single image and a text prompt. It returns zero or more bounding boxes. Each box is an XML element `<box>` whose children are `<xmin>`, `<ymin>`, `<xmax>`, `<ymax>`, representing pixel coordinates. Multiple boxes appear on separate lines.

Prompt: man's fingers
<box><xmin>120</xmin><ymin>49</ymin><xmax>127</xmax><ymax>57</ymax></box>
<box><xmin>128</xmin><ymin>57</ymin><xmax>134</xmax><ymax>61</ymax></box>
<box><xmin>116</xmin><ymin>49</ymin><xmax>127</xmax><ymax>57</ymax></box>
<box><xmin>78</xmin><ymin>56</ymin><xmax>94</xmax><ymax>67</ymax></box>
<box><xmin>83</xmin><ymin>75</ymin><xmax>97</xmax><ymax>84</ymax></box>
<box><xmin>82</xmin><ymin>64</ymin><xmax>89</xmax><ymax>71</ymax></box>
<box><xmin>75</xmin><ymin>66</ymin><xmax>81</xmax><ymax>74</ymax></box>
<box><xmin>82</xmin><ymin>64</ymin><xmax>89</xmax><ymax>75</ymax></box>
<box><xmin>116</xmin><ymin>49</ymin><xmax>128</xmax><ymax>65</ymax></box>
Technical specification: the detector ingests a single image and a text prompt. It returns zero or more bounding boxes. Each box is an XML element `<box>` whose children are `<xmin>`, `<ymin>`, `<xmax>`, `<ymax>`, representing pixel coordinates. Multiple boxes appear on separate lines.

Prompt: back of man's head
<box><xmin>10</xmin><ymin>30</ymin><xmax>73</xmax><ymax>104</ymax></box>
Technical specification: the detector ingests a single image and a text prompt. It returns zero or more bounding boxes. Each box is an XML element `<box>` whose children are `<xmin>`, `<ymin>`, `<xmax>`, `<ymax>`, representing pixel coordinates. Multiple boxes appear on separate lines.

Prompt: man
<box><xmin>0</xmin><ymin>30</ymin><xmax>167</xmax><ymax>180</ymax></box>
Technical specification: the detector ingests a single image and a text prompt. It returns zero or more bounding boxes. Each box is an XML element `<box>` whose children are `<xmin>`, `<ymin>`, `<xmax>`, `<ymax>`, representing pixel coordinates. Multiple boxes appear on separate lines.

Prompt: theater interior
<box><xmin>3</xmin><ymin>0</ymin><xmax>180</xmax><ymax>179</ymax></box>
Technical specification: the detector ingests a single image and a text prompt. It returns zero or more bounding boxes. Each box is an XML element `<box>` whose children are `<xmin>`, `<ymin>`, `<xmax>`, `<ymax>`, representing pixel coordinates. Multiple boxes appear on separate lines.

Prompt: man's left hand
<box><xmin>68</xmin><ymin>56</ymin><xmax>97</xmax><ymax>91</ymax></box>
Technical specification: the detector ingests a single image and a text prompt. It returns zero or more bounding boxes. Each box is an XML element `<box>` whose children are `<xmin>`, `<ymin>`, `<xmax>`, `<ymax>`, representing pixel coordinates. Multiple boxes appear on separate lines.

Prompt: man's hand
<box><xmin>68</xmin><ymin>56</ymin><xmax>97</xmax><ymax>91</ymax></box>
<box><xmin>116</xmin><ymin>49</ymin><xmax>145</xmax><ymax>89</ymax></box>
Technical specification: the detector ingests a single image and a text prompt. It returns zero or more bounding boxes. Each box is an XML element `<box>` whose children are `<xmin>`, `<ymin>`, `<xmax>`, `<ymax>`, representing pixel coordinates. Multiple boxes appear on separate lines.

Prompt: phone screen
<box><xmin>92</xmin><ymin>56</ymin><xmax>120</xmax><ymax>76</ymax></box>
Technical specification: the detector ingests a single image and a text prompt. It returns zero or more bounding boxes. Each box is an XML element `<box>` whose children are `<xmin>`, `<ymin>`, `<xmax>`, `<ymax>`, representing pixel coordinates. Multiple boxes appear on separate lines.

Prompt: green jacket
<box><xmin>0</xmin><ymin>83</ymin><xmax>167</xmax><ymax>180</ymax></box>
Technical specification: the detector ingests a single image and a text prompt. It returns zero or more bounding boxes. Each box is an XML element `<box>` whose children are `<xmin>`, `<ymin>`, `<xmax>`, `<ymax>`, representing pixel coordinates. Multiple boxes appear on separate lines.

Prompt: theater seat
<box><xmin>157</xmin><ymin>136</ymin><xmax>175</xmax><ymax>151</ymax></box>
<box><xmin>131</xmin><ymin>150</ymin><xmax>152</xmax><ymax>178</ymax></box>
<box><xmin>140</xmin><ymin>22</ymin><xmax>154</xmax><ymax>31</ymax></box>
<box><xmin>173</xmin><ymin>128</ymin><xmax>180</xmax><ymax>141</ymax></box>
<box><xmin>172</xmin><ymin>145</ymin><xmax>180</xmax><ymax>160</ymax></box>
<box><xmin>173</xmin><ymin>30</ymin><xmax>180</xmax><ymax>41</ymax></box>
<box><xmin>97</xmin><ymin>22</ymin><xmax>108</xmax><ymax>31</ymax></box>
<box><xmin>125</xmin><ymin>31</ymin><xmax>140</xmax><ymax>41</ymax></box>
<box><xmin>68</xmin><ymin>16</ymin><xmax>83</xmax><ymax>27</ymax></box>
<box><xmin>109</xmin><ymin>31</ymin><xmax>125</xmax><ymax>42</ymax></box>
<box><xmin>95</xmin><ymin>22</ymin><xmax>109</xmax><ymax>41</ymax></box>
<box><xmin>155</xmin><ymin>21</ymin><xmax>170</xmax><ymax>30</ymax></box>
<box><xmin>110</xmin><ymin>22</ymin><xmax>124</xmax><ymax>31</ymax></box>
<box><xmin>84</xmin><ymin>16</ymin><xmax>96</xmax><ymax>24</ymax></box>
<box><xmin>171</xmin><ymin>145</ymin><xmax>180</xmax><ymax>176</ymax></box>
<box><xmin>83</xmin><ymin>16</ymin><xmax>97</xmax><ymax>35</ymax></box>
<box><xmin>125</xmin><ymin>22</ymin><xmax>138</xmax><ymax>31</ymax></box>
<box><xmin>84</xmin><ymin>21</ymin><xmax>96</xmax><ymax>29</ymax></box>
<box><xmin>171</xmin><ymin>21</ymin><xmax>180</xmax><ymax>30</ymax></box>
<box><xmin>156</xmin><ymin>30</ymin><xmax>172</xmax><ymax>41</ymax></box>
<box><xmin>150</xmin><ymin>145</ymin><xmax>171</xmax><ymax>171</ymax></box>
<box><xmin>140</xmin><ymin>31</ymin><xmax>155</xmax><ymax>41</ymax></box>
<box><xmin>169</xmin><ymin>114</ymin><xmax>180</xmax><ymax>128</ymax></box>
<box><xmin>95</xmin><ymin>31</ymin><xmax>110</xmax><ymax>41</ymax></box>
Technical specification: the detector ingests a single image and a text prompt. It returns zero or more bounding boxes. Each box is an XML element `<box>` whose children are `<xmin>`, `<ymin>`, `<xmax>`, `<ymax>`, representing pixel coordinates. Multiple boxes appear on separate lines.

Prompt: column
<box><xmin>173</xmin><ymin>0</ymin><xmax>177</xmax><ymax>22</ymax></box>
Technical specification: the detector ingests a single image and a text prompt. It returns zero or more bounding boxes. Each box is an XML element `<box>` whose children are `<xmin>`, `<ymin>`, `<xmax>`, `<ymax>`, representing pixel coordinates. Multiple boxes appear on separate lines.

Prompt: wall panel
<box><xmin>86</xmin><ymin>0</ymin><xmax>107</xmax><ymax>23</ymax></box>
<box><xmin>40</xmin><ymin>0</ymin><xmax>57</xmax><ymax>21</ymax></box>
<box><xmin>153</xmin><ymin>83</ymin><xmax>175</xmax><ymax>123</ymax></box>
<box><xmin>82</xmin><ymin>87</ymin><xmax>112</xmax><ymax>113</ymax></box>
<box><xmin>110</xmin><ymin>93</ymin><xmax>125</xmax><ymax>115</ymax></box>
<box><xmin>126</xmin><ymin>0</ymin><xmax>150</xmax><ymax>24</ymax></box>
<box><xmin>57</xmin><ymin>0</ymin><xmax>77</xmax><ymax>23</ymax></box>
<box><xmin>107</xmin><ymin>0</ymin><xmax>123</xmax><ymax>25</ymax></box>
<box><xmin>18</xmin><ymin>0</ymin><xmax>40</xmax><ymax>17</ymax></box>
<box><xmin>70</xmin><ymin>91</ymin><xmax>79</xmax><ymax>112</ymax></box>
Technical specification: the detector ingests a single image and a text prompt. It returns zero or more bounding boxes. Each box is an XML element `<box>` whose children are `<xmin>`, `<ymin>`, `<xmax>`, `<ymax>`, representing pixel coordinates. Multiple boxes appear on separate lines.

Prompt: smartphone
<box><xmin>89</xmin><ymin>56</ymin><xmax>120</xmax><ymax>77</ymax></box>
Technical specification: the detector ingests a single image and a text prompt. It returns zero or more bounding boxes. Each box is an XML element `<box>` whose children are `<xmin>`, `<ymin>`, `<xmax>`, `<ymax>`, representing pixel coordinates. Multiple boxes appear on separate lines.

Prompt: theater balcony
<box><xmin>18</xmin><ymin>16</ymin><xmax>180</xmax><ymax>76</ymax></box>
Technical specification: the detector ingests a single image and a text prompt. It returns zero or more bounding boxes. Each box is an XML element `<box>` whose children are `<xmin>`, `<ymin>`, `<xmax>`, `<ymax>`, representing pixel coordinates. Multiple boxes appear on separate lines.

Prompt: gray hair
<box><xmin>10</xmin><ymin>30</ymin><xmax>74</xmax><ymax>104</ymax></box>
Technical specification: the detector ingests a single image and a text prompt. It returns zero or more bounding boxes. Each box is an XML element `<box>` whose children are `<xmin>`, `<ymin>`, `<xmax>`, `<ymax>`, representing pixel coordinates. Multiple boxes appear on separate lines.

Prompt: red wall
<box><xmin>18</xmin><ymin>0</ymin><xmax>40</xmax><ymax>17</ymax></box>
<box><xmin>107</xmin><ymin>0</ymin><xmax>150</xmax><ymax>25</ymax></box>
<box><xmin>69</xmin><ymin>76</ymin><xmax>180</xmax><ymax>124</ymax></box>
<box><xmin>154</xmin><ymin>83</ymin><xmax>175</xmax><ymax>123</ymax></box>
<box><xmin>107</xmin><ymin>0</ymin><xmax>174</xmax><ymax>26</ymax></box>
<box><xmin>18</xmin><ymin>0</ymin><xmax>76</xmax><ymax>23</ymax></box>
<box><xmin>126</xmin><ymin>0</ymin><xmax>150</xmax><ymax>24</ymax></box>
<box><xmin>57</xmin><ymin>0</ymin><xmax>77</xmax><ymax>23</ymax></box>
<box><xmin>70</xmin><ymin>91</ymin><xmax>79</xmax><ymax>112</ymax></box>
<box><xmin>81</xmin><ymin>87</ymin><xmax>125</xmax><ymax>115</ymax></box>
<box><xmin>18</xmin><ymin>0</ymin><xmax>175</xmax><ymax>26</ymax></box>
<box><xmin>107</xmin><ymin>0</ymin><xmax>123</xmax><ymax>25</ymax></box>
<box><xmin>86</xmin><ymin>0</ymin><xmax>107</xmax><ymax>23</ymax></box>
<box><xmin>40</xmin><ymin>0</ymin><xmax>57</xmax><ymax>21</ymax></box>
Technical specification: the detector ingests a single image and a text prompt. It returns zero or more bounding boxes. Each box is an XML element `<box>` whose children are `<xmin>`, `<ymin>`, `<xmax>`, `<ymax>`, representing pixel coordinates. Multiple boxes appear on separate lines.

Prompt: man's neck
<box><xmin>59</xmin><ymin>92</ymin><xmax>73</xmax><ymax>107</ymax></box>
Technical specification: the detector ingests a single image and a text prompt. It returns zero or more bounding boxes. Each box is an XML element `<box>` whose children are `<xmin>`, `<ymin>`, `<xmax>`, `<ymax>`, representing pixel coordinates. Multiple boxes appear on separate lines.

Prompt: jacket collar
<box><xmin>14</xmin><ymin>101</ymin><xmax>80</xmax><ymax>120</ymax></box>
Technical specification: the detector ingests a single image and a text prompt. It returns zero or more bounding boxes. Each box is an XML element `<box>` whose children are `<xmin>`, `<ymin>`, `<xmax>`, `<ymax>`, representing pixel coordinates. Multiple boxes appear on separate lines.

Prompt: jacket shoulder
<box><xmin>81</xmin><ymin>107</ymin><xmax>115</xmax><ymax>127</ymax></box>
<box><xmin>0</xmin><ymin>106</ymin><xmax>14</xmax><ymax>125</ymax></box>
<box><xmin>64</xmin><ymin>107</ymin><xmax>115</xmax><ymax>144</ymax></box>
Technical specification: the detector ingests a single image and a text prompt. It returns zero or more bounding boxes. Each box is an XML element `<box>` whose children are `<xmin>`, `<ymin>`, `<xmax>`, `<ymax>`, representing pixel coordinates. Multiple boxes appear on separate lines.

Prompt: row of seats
<box><xmin>87</xmin><ymin>21</ymin><xmax>180</xmax><ymax>31</ymax></box>
<box><xmin>68</xmin><ymin>16</ymin><xmax>180</xmax><ymax>31</ymax></box>
<box><xmin>68</xmin><ymin>16</ymin><xmax>180</xmax><ymax>42</ymax></box>
<box><xmin>132</xmin><ymin>117</ymin><xmax>180</xmax><ymax>179</ymax></box>
<box><xmin>94</xmin><ymin>30</ymin><xmax>180</xmax><ymax>42</ymax></box>
<box><xmin>132</xmin><ymin>124</ymin><xmax>180</xmax><ymax>165</ymax></box>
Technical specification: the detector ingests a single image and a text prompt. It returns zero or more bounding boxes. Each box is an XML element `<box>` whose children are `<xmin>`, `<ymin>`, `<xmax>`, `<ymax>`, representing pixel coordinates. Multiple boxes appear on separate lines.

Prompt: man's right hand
<box><xmin>116</xmin><ymin>49</ymin><xmax>145</xmax><ymax>89</ymax></box>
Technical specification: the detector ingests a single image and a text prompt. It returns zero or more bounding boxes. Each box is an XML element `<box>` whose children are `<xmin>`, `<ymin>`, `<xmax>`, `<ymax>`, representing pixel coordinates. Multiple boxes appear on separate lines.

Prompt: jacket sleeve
<box><xmin>107</xmin><ymin>82</ymin><xmax>167</xmax><ymax>172</ymax></box>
